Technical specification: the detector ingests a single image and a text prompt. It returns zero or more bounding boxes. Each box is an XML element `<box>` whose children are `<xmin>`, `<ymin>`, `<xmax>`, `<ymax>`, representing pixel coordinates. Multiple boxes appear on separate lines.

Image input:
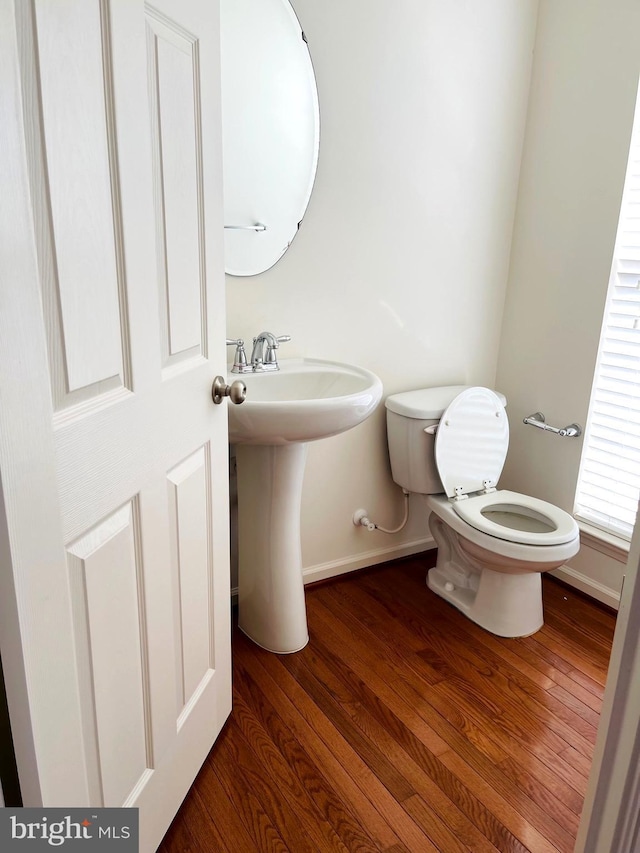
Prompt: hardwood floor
<box><xmin>160</xmin><ymin>553</ymin><xmax>616</xmax><ymax>853</ymax></box>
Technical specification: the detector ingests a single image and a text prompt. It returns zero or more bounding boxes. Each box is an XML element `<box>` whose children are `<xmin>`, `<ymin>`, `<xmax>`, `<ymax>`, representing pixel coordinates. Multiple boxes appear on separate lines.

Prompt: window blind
<box><xmin>574</xmin><ymin>86</ymin><xmax>640</xmax><ymax>541</ymax></box>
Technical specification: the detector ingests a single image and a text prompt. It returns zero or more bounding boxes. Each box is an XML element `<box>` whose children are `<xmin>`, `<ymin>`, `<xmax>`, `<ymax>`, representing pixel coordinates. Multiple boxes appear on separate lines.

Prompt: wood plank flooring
<box><xmin>160</xmin><ymin>553</ymin><xmax>615</xmax><ymax>853</ymax></box>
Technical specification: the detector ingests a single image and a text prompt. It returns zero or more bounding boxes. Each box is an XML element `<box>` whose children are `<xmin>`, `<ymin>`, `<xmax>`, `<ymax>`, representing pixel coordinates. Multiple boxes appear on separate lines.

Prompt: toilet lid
<box><xmin>434</xmin><ymin>387</ymin><xmax>508</xmax><ymax>499</ymax></box>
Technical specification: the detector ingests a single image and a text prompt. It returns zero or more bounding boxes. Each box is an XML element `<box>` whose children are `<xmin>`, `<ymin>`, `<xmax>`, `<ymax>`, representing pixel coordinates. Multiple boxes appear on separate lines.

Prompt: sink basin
<box><xmin>228</xmin><ymin>358</ymin><xmax>383</xmax><ymax>445</ymax></box>
<box><xmin>230</xmin><ymin>357</ymin><xmax>383</xmax><ymax>654</ymax></box>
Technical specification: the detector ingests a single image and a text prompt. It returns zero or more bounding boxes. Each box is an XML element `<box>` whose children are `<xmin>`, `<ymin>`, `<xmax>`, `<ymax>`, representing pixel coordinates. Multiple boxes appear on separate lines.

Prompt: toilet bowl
<box><xmin>385</xmin><ymin>385</ymin><xmax>580</xmax><ymax>637</ymax></box>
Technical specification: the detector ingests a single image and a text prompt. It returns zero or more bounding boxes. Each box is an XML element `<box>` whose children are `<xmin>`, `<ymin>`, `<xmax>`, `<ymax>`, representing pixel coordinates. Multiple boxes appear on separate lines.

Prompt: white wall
<box><xmin>496</xmin><ymin>0</ymin><xmax>640</xmax><ymax>607</ymax></box>
<box><xmin>227</xmin><ymin>0</ymin><xmax>539</xmax><ymax>583</ymax></box>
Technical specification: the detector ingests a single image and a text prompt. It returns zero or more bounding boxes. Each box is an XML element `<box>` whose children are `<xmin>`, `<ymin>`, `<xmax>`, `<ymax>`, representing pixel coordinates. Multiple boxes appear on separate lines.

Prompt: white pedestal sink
<box><xmin>229</xmin><ymin>358</ymin><xmax>383</xmax><ymax>653</ymax></box>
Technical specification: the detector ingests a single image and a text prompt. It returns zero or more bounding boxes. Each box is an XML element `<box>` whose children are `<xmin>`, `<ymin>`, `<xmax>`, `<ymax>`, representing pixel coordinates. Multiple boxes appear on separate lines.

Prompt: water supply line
<box><xmin>352</xmin><ymin>489</ymin><xmax>410</xmax><ymax>534</ymax></box>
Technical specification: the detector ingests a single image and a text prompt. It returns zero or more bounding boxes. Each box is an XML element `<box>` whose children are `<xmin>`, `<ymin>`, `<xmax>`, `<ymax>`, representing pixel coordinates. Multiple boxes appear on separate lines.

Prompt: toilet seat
<box><xmin>427</xmin><ymin>494</ymin><xmax>580</xmax><ymax>564</ymax></box>
<box><xmin>451</xmin><ymin>489</ymin><xmax>579</xmax><ymax>546</ymax></box>
<box><xmin>434</xmin><ymin>387</ymin><xmax>578</xmax><ymax>547</ymax></box>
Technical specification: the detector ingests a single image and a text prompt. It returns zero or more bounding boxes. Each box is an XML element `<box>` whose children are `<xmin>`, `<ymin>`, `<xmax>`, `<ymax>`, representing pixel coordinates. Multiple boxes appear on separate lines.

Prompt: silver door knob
<box><xmin>211</xmin><ymin>376</ymin><xmax>247</xmax><ymax>405</ymax></box>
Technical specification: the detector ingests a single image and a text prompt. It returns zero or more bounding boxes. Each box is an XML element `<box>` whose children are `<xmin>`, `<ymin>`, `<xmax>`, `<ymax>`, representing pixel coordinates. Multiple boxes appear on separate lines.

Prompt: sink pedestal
<box><xmin>236</xmin><ymin>443</ymin><xmax>309</xmax><ymax>653</ymax></box>
<box><xmin>229</xmin><ymin>358</ymin><xmax>383</xmax><ymax>653</ymax></box>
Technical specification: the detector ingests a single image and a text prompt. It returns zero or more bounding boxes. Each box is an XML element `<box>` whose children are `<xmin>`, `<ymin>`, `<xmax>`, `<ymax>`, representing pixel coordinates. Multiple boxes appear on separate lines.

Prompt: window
<box><xmin>574</xmin><ymin>84</ymin><xmax>640</xmax><ymax>541</ymax></box>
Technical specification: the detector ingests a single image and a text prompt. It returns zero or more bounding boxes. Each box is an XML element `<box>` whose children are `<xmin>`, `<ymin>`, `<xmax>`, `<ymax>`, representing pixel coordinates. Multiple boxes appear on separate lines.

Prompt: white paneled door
<box><xmin>0</xmin><ymin>1</ymin><xmax>231</xmax><ymax>850</ymax></box>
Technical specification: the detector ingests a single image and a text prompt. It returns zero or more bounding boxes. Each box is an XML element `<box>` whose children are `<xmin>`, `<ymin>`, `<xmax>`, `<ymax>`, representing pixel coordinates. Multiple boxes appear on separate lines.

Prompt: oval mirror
<box><xmin>220</xmin><ymin>0</ymin><xmax>320</xmax><ymax>277</ymax></box>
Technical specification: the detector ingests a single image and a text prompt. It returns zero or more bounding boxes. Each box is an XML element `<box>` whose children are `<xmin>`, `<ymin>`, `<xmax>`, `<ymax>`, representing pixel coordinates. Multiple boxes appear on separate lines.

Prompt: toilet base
<box><xmin>426</xmin><ymin>506</ymin><xmax>554</xmax><ymax>637</ymax></box>
<box><xmin>428</xmin><ymin>565</ymin><xmax>543</xmax><ymax>638</ymax></box>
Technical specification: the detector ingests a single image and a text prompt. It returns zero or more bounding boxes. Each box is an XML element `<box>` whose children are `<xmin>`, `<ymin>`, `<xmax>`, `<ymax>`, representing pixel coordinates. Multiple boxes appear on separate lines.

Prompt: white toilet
<box><xmin>385</xmin><ymin>385</ymin><xmax>580</xmax><ymax>637</ymax></box>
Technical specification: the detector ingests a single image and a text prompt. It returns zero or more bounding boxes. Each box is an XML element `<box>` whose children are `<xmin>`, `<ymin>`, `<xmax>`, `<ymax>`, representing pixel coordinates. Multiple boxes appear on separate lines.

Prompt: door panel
<box><xmin>0</xmin><ymin>0</ymin><xmax>230</xmax><ymax>849</ymax></box>
<box><xmin>147</xmin><ymin>11</ymin><xmax>206</xmax><ymax>365</ymax></box>
<box><xmin>167</xmin><ymin>445</ymin><xmax>215</xmax><ymax>712</ymax></box>
<box><xmin>35</xmin><ymin>0</ymin><xmax>125</xmax><ymax>397</ymax></box>
<box><xmin>67</xmin><ymin>500</ymin><xmax>150</xmax><ymax>808</ymax></box>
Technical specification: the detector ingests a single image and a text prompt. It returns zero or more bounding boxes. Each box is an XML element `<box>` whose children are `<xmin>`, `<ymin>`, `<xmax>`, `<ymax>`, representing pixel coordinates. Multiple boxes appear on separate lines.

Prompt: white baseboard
<box><xmin>302</xmin><ymin>536</ymin><xmax>435</xmax><ymax>586</ymax></box>
<box><xmin>550</xmin><ymin>563</ymin><xmax>621</xmax><ymax>611</ymax></box>
<box><xmin>230</xmin><ymin>536</ymin><xmax>435</xmax><ymax>601</ymax></box>
<box><xmin>231</xmin><ymin>538</ymin><xmax>621</xmax><ymax>613</ymax></box>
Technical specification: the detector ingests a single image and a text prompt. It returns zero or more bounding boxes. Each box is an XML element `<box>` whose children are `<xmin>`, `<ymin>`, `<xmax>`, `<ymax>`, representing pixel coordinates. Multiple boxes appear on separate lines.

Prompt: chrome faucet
<box><xmin>250</xmin><ymin>332</ymin><xmax>291</xmax><ymax>371</ymax></box>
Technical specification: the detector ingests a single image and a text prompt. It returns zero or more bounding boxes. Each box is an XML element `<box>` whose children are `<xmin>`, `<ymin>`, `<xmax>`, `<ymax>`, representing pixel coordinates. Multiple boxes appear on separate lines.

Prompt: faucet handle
<box><xmin>226</xmin><ymin>338</ymin><xmax>250</xmax><ymax>373</ymax></box>
<box><xmin>265</xmin><ymin>334</ymin><xmax>291</xmax><ymax>365</ymax></box>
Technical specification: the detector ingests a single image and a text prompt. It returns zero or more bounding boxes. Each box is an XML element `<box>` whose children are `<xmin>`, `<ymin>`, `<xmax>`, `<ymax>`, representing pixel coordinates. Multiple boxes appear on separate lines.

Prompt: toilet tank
<box><xmin>385</xmin><ymin>385</ymin><xmax>507</xmax><ymax>494</ymax></box>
